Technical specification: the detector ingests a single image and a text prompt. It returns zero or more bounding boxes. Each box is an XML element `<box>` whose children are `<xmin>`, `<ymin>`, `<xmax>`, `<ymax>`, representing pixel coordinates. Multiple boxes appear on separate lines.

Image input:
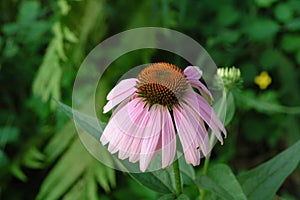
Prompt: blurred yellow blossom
<box><xmin>254</xmin><ymin>71</ymin><xmax>272</xmax><ymax>90</ymax></box>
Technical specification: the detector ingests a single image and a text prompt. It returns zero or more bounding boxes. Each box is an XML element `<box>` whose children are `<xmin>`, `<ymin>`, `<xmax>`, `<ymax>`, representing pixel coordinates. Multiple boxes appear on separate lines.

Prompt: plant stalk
<box><xmin>200</xmin><ymin>89</ymin><xmax>227</xmax><ymax>200</ymax></box>
<box><xmin>173</xmin><ymin>158</ymin><xmax>182</xmax><ymax>197</ymax></box>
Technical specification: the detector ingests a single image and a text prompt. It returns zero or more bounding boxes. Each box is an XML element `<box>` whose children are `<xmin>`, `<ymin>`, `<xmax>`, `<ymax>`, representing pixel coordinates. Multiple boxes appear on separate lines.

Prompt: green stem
<box><xmin>199</xmin><ymin>89</ymin><xmax>227</xmax><ymax>200</ymax></box>
<box><xmin>173</xmin><ymin>158</ymin><xmax>182</xmax><ymax>197</ymax></box>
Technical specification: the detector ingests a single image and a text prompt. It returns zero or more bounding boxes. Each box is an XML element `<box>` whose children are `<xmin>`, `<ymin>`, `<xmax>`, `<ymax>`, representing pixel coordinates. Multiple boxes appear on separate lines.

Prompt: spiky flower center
<box><xmin>137</xmin><ymin>62</ymin><xmax>187</xmax><ymax>108</ymax></box>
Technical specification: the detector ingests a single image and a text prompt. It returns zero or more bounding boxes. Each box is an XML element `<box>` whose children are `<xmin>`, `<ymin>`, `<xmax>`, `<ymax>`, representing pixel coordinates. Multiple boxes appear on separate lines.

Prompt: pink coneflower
<box><xmin>100</xmin><ymin>62</ymin><xmax>226</xmax><ymax>171</ymax></box>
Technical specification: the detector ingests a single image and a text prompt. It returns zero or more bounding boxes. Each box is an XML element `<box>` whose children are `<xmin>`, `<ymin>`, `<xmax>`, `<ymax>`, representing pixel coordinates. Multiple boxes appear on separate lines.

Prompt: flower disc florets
<box><xmin>137</xmin><ymin>63</ymin><xmax>188</xmax><ymax>108</ymax></box>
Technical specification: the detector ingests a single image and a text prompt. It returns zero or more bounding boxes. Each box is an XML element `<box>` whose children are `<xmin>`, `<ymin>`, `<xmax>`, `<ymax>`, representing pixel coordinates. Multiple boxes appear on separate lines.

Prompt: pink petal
<box><xmin>183</xmin><ymin>90</ymin><xmax>226</xmax><ymax>143</ymax></box>
<box><xmin>184</xmin><ymin>66</ymin><xmax>213</xmax><ymax>101</ymax></box>
<box><xmin>103</xmin><ymin>78</ymin><xmax>137</xmax><ymax>113</ymax></box>
<box><xmin>180</xmin><ymin>103</ymin><xmax>210</xmax><ymax>156</ymax></box>
<box><xmin>107</xmin><ymin>78</ymin><xmax>137</xmax><ymax>100</ymax></box>
<box><xmin>189</xmin><ymin>80</ymin><xmax>213</xmax><ymax>101</ymax></box>
<box><xmin>161</xmin><ymin>107</ymin><xmax>176</xmax><ymax>168</ymax></box>
<box><xmin>110</xmin><ymin>98</ymin><xmax>150</xmax><ymax>138</ymax></box>
<box><xmin>173</xmin><ymin>106</ymin><xmax>201</xmax><ymax>166</ymax></box>
<box><xmin>101</xmin><ymin>98</ymin><xmax>149</xmax><ymax>157</ymax></box>
<box><xmin>103</xmin><ymin>90</ymin><xmax>135</xmax><ymax>113</ymax></box>
<box><xmin>101</xmin><ymin>98</ymin><xmax>164</xmax><ymax>171</ymax></box>
<box><xmin>184</xmin><ymin>66</ymin><xmax>203</xmax><ymax>80</ymax></box>
<box><xmin>140</xmin><ymin>106</ymin><xmax>163</xmax><ymax>172</ymax></box>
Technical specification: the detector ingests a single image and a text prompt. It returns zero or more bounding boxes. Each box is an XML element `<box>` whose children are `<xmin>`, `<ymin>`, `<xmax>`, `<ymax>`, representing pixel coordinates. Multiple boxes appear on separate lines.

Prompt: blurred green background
<box><xmin>0</xmin><ymin>0</ymin><xmax>299</xmax><ymax>199</ymax></box>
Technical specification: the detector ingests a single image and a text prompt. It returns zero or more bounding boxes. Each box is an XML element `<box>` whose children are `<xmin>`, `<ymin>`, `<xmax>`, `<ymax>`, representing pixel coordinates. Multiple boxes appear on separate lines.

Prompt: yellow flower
<box><xmin>254</xmin><ymin>71</ymin><xmax>272</xmax><ymax>90</ymax></box>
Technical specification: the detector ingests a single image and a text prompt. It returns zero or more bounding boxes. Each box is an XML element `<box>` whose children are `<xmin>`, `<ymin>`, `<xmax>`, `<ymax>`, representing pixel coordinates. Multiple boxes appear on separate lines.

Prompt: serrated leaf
<box><xmin>49</xmin><ymin>100</ymin><xmax>115</xmax><ymax>198</ymax></box>
<box><xmin>237</xmin><ymin>140</ymin><xmax>300</xmax><ymax>200</ymax></box>
<box><xmin>86</xmin><ymin>170</ymin><xmax>99</xmax><ymax>200</ymax></box>
<box><xmin>44</xmin><ymin>121</ymin><xmax>76</xmax><ymax>163</ymax></box>
<box><xmin>10</xmin><ymin>163</ymin><xmax>27</xmax><ymax>182</ymax></box>
<box><xmin>23</xmin><ymin>147</ymin><xmax>45</xmax><ymax>169</ymax></box>
<box><xmin>32</xmin><ymin>39</ymin><xmax>62</xmax><ymax>106</ymax></box>
<box><xmin>37</xmin><ymin>139</ymin><xmax>91</xmax><ymax>200</ymax></box>
<box><xmin>64</xmin><ymin>26</ymin><xmax>78</xmax><ymax>43</ymax></box>
<box><xmin>196</xmin><ymin>164</ymin><xmax>247</xmax><ymax>200</ymax></box>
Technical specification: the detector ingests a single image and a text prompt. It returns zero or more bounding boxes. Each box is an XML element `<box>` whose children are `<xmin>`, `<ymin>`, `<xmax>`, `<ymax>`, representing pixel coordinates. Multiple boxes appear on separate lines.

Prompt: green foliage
<box><xmin>238</xmin><ymin>140</ymin><xmax>300</xmax><ymax>200</ymax></box>
<box><xmin>1</xmin><ymin>0</ymin><xmax>300</xmax><ymax>199</ymax></box>
<box><xmin>244</xmin><ymin>19</ymin><xmax>280</xmax><ymax>41</ymax></box>
<box><xmin>37</xmin><ymin>138</ymin><xmax>115</xmax><ymax>200</ymax></box>
<box><xmin>197</xmin><ymin>164</ymin><xmax>247</xmax><ymax>200</ymax></box>
<box><xmin>55</xmin><ymin>99</ymin><xmax>300</xmax><ymax>200</ymax></box>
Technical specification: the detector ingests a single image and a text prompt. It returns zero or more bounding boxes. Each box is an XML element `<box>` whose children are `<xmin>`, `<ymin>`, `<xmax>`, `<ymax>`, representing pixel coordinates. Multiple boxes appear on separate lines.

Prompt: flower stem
<box><xmin>200</xmin><ymin>89</ymin><xmax>227</xmax><ymax>200</ymax></box>
<box><xmin>173</xmin><ymin>158</ymin><xmax>182</xmax><ymax>197</ymax></box>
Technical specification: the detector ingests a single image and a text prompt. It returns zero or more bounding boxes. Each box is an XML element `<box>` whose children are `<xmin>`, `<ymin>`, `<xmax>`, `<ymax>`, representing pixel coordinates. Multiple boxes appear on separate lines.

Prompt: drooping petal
<box><xmin>196</xmin><ymin>94</ymin><xmax>227</xmax><ymax>136</ymax></box>
<box><xmin>188</xmin><ymin>80</ymin><xmax>213</xmax><ymax>101</ymax></box>
<box><xmin>184</xmin><ymin>66</ymin><xmax>213</xmax><ymax>101</ymax></box>
<box><xmin>161</xmin><ymin>107</ymin><xmax>176</xmax><ymax>168</ymax></box>
<box><xmin>107</xmin><ymin>78</ymin><xmax>137</xmax><ymax>100</ymax></box>
<box><xmin>184</xmin><ymin>66</ymin><xmax>203</xmax><ymax>80</ymax></box>
<box><xmin>103</xmin><ymin>78</ymin><xmax>137</xmax><ymax>113</ymax></box>
<box><xmin>183</xmin><ymin>90</ymin><xmax>226</xmax><ymax>144</ymax></box>
<box><xmin>100</xmin><ymin>101</ymin><xmax>128</xmax><ymax>145</ymax></box>
<box><xmin>180</xmin><ymin>102</ymin><xmax>210</xmax><ymax>156</ymax></box>
<box><xmin>101</xmin><ymin>97</ymin><xmax>164</xmax><ymax>171</ymax></box>
<box><xmin>140</xmin><ymin>106</ymin><xmax>163</xmax><ymax>172</ymax></box>
<box><xmin>101</xmin><ymin>98</ymin><xmax>149</xmax><ymax>157</ymax></box>
<box><xmin>173</xmin><ymin>106</ymin><xmax>201</xmax><ymax>166</ymax></box>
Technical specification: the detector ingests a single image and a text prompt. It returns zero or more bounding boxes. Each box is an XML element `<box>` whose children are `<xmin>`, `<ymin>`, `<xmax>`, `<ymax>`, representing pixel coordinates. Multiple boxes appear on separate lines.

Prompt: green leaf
<box><xmin>17</xmin><ymin>1</ymin><xmax>40</xmax><ymax>24</ymax></box>
<box><xmin>3</xmin><ymin>38</ymin><xmax>19</xmax><ymax>58</ymax></box>
<box><xmin>285</xmin><ymin>18</ymin><xmax>300</xmax><ymax>31</ymax></box>
<box><xmin>0</xmin><ymin>150</ymin><xmax>9</xmax><ymax>168</ymax></box>
<box><xmin>274</xmin><ymin>3</ymin><xmax>293</xmax><ymax>22</ymax></box>
<box><xmin>38</xmin><ymin>100</ymin><xmax>115</xmax><ymax>199</ymax></box>
<box><xmin>44</xmin><ymin>121</ymin><xmax>76</xmax><ymax>163</ymax></box>
<box><xmin>130</xmin><ymin>166</ymin><xmax>176</xmax><ymax>194</ymax></box>
<box><xmin>244</xmin><ymin>19</ymin><xmax>279</xmax><ymax>40</ymax></box>
<box><xmin>158</xmin><ymin>194</ymin><xmax>176</xmax><ymax>200</ymax></box>
<box><xmin>32</xmin><ymin>39</ymin><xmax>62</xmax><ymax>106</ymax></box>
<box><xmin>179</xmin><ymin>157</ymin><xmax>195</xmax><ymax>185</ymax></box>
<box><xmin>23</xmin><ymin>147</ymin><xmax>45</xmax><ymax>169</ymax></box>
<box><xmin>196</xmin><ymin>164</ymin><xmax>247</xmax><ymax>200</ymax></box>
<box><xmin>55</xmin><ymin>99</ymin><xmax>105</xmax><ymax>140</ymax></box>
<box><xmin>281</xmin><ymin>34</ymin><xmax>300</xmax><ymax>53</ymax></box>
<box><xmin>177</xmin><ymin>194</ymin><xmax>190</xmax><ymax>200</ymax></box>
<box><xmin>296</xmin><ymin>50</ymin><xmax>300</xmax><ymax>65</ymax></box>
<box><xmin>255</xmin><ymin>0</ymin><xmax>278</xmax><ymax>7</ymax></box>
<box><xmin>130</xmin><ymin>156</ymin><xmax>196</xmax><ymax>195</ymax></box>
<box><xmin>0</xmin><ymin>126</ymin><xmax>19</xmax><ymax>146</ymax></box>
<box><xmin>63</xmin><ymin>26</ymin><xmax>78</xmax><ymax>43</ymax></box>
<box><xmin>237</xmin><ymin>90</ymin><xmax>300</xmax><ymax>115</ymax></box>
<box><xmin>237</xmin><ymin>140</ymin><xmax>300</xmax><ymax>200</ymax></box>
<box><xmin>37</xmin><ymin>139</ymin><xmax>92</xmax><ymax>200</ymax></box>
<box><xmin>10</xmin><ymin>163</ymin><xmax>27</xmax><ymax>182</ymax></box>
